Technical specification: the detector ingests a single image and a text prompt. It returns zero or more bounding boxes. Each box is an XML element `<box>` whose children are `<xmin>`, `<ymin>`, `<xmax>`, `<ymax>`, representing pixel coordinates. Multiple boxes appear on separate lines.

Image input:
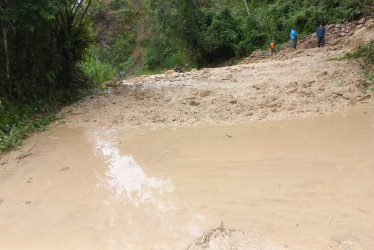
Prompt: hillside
<box><xmin>87</xmin><ymin>0</ymin><xmax>372</xmax><ymax>76</ymax></box>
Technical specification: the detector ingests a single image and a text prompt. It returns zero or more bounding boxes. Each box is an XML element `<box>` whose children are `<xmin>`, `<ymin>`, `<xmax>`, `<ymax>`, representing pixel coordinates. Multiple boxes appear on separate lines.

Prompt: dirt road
<box><xmin>1</xmin><ymin>19</ymin><xmax>374</xmax><ymax>249</ymax></box>
<box><xmin>1</xmin><ymin>103</ymin><xmax>374</xmax><ymax>249</ymax></box>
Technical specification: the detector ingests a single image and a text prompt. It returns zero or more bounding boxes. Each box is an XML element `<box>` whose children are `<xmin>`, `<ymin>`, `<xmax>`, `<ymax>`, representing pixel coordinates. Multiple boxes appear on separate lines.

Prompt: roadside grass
<box><xmin>327</xmin><ymin>41</ymin><xmax>374</xmax><ymax>93</ymax></box>
<box><xmin>81</xmin><ymin>53</ymin><xmax>118</xmax><ymax>87</ymax></box>
<box><xmin>0</xmin><ymin>87</ymin><xmax>92</xmax><ymax>155</ymax></box>
<box><xmin>0</xmin><ymin>99</ymin><xmax>60</xmax><ymax>154</ymax></box>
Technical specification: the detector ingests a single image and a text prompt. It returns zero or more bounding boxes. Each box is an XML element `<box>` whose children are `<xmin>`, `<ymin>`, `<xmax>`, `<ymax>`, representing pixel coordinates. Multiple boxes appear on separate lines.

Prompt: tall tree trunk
<box><xmin>3</xmin><ymin>27</ymin><xmax>10</xmax><ymax>80</ymax></box>
<box><xmin>244</xmin><ymin>0</ymin><xmax>250</xmax><ymax>15</ymax></box>
<box><xmin>79</xmin><ymin>0</ymin><xmax>93</xmax><ymax>25</ymax></box>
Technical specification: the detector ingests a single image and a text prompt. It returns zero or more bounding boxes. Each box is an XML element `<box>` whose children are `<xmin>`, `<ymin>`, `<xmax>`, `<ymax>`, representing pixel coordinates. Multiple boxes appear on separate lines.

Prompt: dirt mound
<box><xmin>186</xmin><ymin>224</ymin><xmax>283</xmax><ymax>250</ymax></box>
<box><xmin>61</xmin><ymin>48</ymin><xmax>372</xmax><ymax>129</ymax></box>
<box><xmin>300</xmin><ymin>17</ymin><xmax>374</xmax><ymax>50</ymax></box>
<box><xmin>60</xmin><ymin>18</ymin><xmax>374</xmax><ymax>129</ymax></box>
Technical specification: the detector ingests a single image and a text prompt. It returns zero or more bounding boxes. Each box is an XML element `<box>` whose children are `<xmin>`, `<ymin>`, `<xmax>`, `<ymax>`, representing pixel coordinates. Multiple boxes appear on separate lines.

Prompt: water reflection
<box><xmin>93</xmin><ymin>132</ymin><xmax>173</xmax><ymax>207</ymax></box>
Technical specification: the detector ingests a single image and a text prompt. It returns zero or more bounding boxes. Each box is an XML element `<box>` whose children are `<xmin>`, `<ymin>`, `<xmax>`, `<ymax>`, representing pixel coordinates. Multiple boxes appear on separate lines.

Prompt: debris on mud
<box><xmin>15</xmin><ymin>144</ymin><xmax>37</xmax><ymax>162</ymax></box>
<box><xmin>186</xmin><ymin>223</ymin><xmax>283</xmax><ymax>250</ymax></box>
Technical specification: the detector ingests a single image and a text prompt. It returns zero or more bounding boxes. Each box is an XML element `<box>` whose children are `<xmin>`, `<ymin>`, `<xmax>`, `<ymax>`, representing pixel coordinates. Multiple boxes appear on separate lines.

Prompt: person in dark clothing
<box><xmin>316</xmin><ymin>24</ymin><xmax>326</xmax><ymax>47</ymax></box>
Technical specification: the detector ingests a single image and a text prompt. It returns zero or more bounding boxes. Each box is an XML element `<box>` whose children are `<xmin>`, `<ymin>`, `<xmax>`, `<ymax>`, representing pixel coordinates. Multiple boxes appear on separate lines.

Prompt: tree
<box><xmin>244</xmin><ymin>0</ymin><xmax>250</xmax><ymax>15</ymax></box>
<box><xmin>0</xmin><ymin>0</ymin><xmax>93</xmax><ymax>102</ymax></box>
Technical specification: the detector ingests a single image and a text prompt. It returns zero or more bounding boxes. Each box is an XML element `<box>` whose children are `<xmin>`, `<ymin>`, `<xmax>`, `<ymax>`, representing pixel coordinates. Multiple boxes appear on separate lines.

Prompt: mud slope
<box><xmin>62</xmin><ymin>19</ymin><xmax>374</xmax><ymax>129</ymax></box>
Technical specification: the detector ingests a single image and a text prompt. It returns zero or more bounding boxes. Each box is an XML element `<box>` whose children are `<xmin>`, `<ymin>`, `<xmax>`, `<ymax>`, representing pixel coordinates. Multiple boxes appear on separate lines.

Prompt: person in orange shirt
<box><xmin>269</xmin><ymin>40</ymin><xmax>276</xmax><ymax>55</ymax></box>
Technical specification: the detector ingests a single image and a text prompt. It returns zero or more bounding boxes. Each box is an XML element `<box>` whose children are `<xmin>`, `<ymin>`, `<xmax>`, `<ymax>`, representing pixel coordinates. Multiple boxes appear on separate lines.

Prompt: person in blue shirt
<box><xmin>316</xmin><ymin>24</ymin><xmax>326</xmax><ymax>47</ymax></box>
<box><xmin>290</xmin><ymin>28</ymin><xmax>298</xmax><ymax>49</ymax></box>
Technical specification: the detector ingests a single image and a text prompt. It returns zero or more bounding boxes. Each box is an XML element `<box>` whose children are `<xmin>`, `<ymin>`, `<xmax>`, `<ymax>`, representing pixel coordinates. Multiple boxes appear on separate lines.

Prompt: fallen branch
<box><xmin>15</xmin><ymin>144</ymin><xmax>36</xmax><ymax>161</ymax></box>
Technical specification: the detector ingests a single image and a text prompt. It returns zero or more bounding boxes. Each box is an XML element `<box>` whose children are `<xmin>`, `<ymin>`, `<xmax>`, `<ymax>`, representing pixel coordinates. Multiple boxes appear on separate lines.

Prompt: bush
<box><xmin>81</xmin><ymin>46</ymin><xmax>118</xmax><ymax>86</ymax></box>
<box><xmin>0</xmin><ymin>98</ymin><xmax>58</xmax><ymax>154</ymax></box>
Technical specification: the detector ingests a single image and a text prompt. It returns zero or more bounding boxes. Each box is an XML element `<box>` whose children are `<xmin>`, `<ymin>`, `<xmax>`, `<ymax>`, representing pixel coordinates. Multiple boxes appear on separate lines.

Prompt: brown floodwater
<box><xmin>0</xmin><ymin>103</ymin><xmax>374</xmax><ymax>249</ymax></box>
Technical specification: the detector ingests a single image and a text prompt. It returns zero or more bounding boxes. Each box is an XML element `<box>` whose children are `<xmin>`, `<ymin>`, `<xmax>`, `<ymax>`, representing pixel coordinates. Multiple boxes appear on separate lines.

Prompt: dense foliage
<box><xmin>88</xmin><ymin>0</ymin><xmax>373</xmax><ymax>73</ymax></box>
<box><xmin>143</xmin><ymin>0</ymin><xmax>370</xmax><ymax>69</ymax></box>
<box><xmin>0</xmin><ymin>0</ymin><xmax>93</xmax><ymax>102</ymax></box>
<box><xmin>0</xmin><ymin>0</ymin><xmax>93</xmax><ymax>153</ymax></box>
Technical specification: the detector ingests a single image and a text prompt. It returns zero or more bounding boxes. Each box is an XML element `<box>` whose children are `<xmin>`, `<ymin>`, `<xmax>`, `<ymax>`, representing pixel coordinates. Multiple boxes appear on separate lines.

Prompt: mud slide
<box><xmin>61</xmin><ymin>19</ymin><xmax>374</xmax><ymax>129</ymax></box>
<box><xmin>1</xmin><ymin>19</ymin><xmax>374</xmax><ymax>249</ymax></box>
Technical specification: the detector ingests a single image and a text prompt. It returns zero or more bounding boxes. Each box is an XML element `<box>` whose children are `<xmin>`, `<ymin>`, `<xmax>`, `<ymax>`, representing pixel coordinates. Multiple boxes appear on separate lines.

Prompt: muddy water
<box><xmin>0</xmin><ymin>103</ymin><xmax>374</xmax><ymax>249</ymax></box>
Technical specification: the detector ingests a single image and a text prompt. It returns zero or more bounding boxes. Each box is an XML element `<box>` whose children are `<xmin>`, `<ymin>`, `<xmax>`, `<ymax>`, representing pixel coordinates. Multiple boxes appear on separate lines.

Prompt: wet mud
<box><xmin>1</xmin><ymin>103</ymin><xmax>374</xmax><ymax>249</ymax></box>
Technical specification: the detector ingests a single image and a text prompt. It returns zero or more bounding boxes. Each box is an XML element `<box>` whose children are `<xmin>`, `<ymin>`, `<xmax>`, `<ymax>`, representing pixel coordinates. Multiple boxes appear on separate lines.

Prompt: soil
<box><xmin>61</xmin><ymin>19</ymin><xmax>374</xmax><ymax>129</ymax></box>
<box><xmin>1</xmin><ymin>18</ymin><xmax>374</xmax><ymax>250</ymax></box>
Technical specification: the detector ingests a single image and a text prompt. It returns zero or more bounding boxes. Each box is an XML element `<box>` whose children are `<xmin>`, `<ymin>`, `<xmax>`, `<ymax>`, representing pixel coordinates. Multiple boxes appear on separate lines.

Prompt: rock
<box><xmin>358</xmin><ymin>94</ymin><xmax>371</xmax><ymax>101</ymax></box>
<box><xmin>342</xmin><ymin>93</ymin><xmax>351</xmax><ymax>100</ymax></box>
<box><xmin>252</xmin><ymin>85</ymin><xmax>261</xmax><ymax>90</ymax></box>
<box><xmin>332</xmin><ymin>90</ymin><xmax>344</xmax><ymax>96</ymax></box>
<box><xmin>300</xmin><ymin>90</ymin><xmax>313</xmax><ymax>97</ymax></box>
<box><xmin>335</xmin><ymin>24</ymin><xmax>342</xmax><ymax>28</ymax></box>
<box><xmin>189</xmin><ymin>100</ymin><xmax>200</xmax><ymax>106</ymax></box>
<box><xmin>340</xmin><ymin>33</ymin><xmax>346</xmax><ymax>37</ymax></box>
<box><xmin>229</xmin><ymin>100</ymin><xmax>238</xmax><ymax>104</ymax></box>
<box><xmin>164</xmin><ymin>70</ymin><xmax>174</xmax><ymax>75</ymax></box>
<box><xmin>358</xmin><ymin>18</ymin><xmax>366</xmax><ymax>24</ymax></box>
<box><xmin>356</xmin><ymin>24</ymin><xmax>364</xmax><ymax>30</ymax></box>
<box><xmin>222</xmin><ymin>74</ymin><xmax>233</xmax><ymax>80</ymax></box>
<box><xmin>200</xmin><ymin>90</ymin><xmax>212</xmax><ymax>97</ymax></box>
<box><xmin>302</xmin><ymin>81</ymin><xmax>314</xmax><ymax>88</ymax></box>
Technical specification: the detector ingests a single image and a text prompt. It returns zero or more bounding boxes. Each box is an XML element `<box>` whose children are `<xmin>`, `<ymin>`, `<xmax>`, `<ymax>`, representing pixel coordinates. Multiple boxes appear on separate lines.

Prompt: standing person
<box><xmin>316</xmin><ymin>24</ymin><xmax>326</xmax><ymax>47</ymax></box>
<box><xmin>269</xmin><ymin>40</ymin><xmax>276</xmax><ymax>55</ymax></box>
<box><xmin>290</xmin><ymin>28</ymin><xmax>298</xmax><ymax>49</ymax></box>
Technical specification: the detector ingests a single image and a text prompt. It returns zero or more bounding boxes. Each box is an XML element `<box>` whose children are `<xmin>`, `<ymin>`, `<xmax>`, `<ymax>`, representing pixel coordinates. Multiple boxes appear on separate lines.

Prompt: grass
<box><xmin>0</xmin><ymin>99</ymin><xmax>60</xmax><ymax>154</ymax></box>
<box><xmin>327</xmin><ymin>52</ymin><xmax>362</xmax><ymax>61</ymax></box>
<box><xmin>327</xmin><ymin>41</ymin><xmax>374</xmax><ymax>93</ymax></box>
<box><xmin>81</xmin><ymin>46</ymin><xmax>118</xmax><ymax>87</ymax></box>
<box><xmin>362</xmin><ymin>70</ymin><xmax>374</xmax><ymax>94</ymax></box>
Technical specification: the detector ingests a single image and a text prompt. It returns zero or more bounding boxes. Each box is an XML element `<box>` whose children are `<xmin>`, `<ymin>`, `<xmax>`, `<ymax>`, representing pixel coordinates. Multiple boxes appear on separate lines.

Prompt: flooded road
<box><xmin>0</xmin><ymin>103</ymin><xmax>374</xmax><ymax>249</ymax></box>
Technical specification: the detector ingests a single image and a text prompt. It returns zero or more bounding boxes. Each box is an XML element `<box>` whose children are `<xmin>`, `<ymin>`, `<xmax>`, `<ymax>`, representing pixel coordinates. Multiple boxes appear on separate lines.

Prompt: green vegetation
<box><xmin>358</xmin><ymin>41</ymin><xmax>374</xmax><ymax>92</ymax></box>
<box><xmin>0</xmin><ymin>0</ymin><xmax>93</xmax><ymax>153</ymax></box>
<box><xmin>0</xmin><ymin>0</ymin><xmax>93</xmax><ymax>102</ymax></box>
<box><xmin>328</xmin><ymin>41</ymin><xmax>374</xmax><ymax>92</ymax></box>
<box><xmin>81</xmin><ymin>46</ymin><xmax>118</xmax><ymax>86</ymax></box>
<box><xmin>0</xmin><ymin>99</ymin><xmax>56</xmax><ymax>154</ymax></box>
<box><xmin>87</xmin><ymin>0</ymin><xmax>373</xmax><ymax>74</ymax></box>
<box><xmin>328</xmin><ymin>42</ymin><xmax>374</xmax><ymax>61</ymax></box>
